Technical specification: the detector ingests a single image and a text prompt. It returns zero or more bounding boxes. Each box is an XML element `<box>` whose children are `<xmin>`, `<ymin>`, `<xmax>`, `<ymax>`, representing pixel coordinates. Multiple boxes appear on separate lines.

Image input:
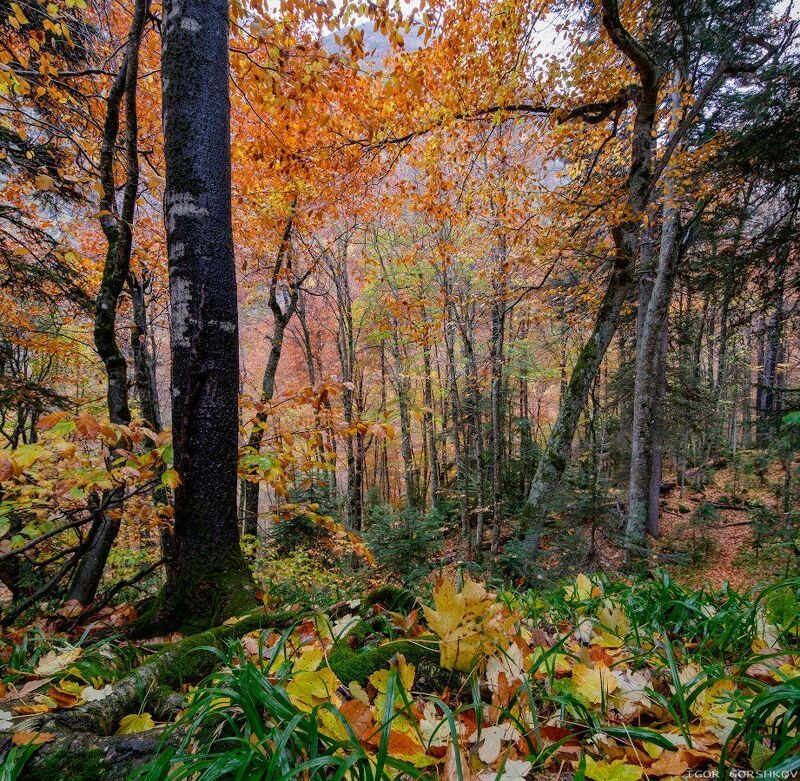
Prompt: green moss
<box><xmin>26</xmin><ymin>747</ymin><xmax>107</xmax><ymax>781</ymax></box>
<box><xmin>328</xmin><ymin>637</ymin><xmax>439</xmax><ymax>685</ymax></box>
<box><xmin>152</xmin><ymin>609</ymin><xmax>299</xmax><ymax>688</ymax></box>
<box><xmin>363</xmin><ymin>585</ymin><xmax>416</xmax><ymax>613</ymax></box>
<box><xmin>130</xmin><ymin>557</ymin><xmax>258</xmax><ymax>637</ymax></box>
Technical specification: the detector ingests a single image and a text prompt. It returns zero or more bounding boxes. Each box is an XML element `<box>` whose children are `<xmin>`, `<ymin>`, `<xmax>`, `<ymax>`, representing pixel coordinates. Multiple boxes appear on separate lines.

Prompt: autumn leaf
<box><xmin>12</xmin><ymin>731</ymin><xmax>55</xmax><ymax>746</ymax></box>
<box><xmin>340</xmin><ymin>698</ymin><xmax>376</xmax><ymax>742</ymax></box>
<box><xmin>36</xmin><ymin>411</ymin><xmax>70</xmax><ymax>431</ymax></box>
<box><xmin>469</xmin><ymin>723</ymin><xmax>520</xmax><ymax>763</ymax></box>
<box><xmin>423</xmin><ymin>575</ymin><xmax>512</xmax><ymax>672</ymax></box>
<box><xmin>286</xmin><ymin>668</ymin><xmax>340</xmax><ymax>712</ymax></box>
<box><xmin>33</xmin><ymin>647</ymin><xmax>82</xmax><ymax>677</ymax></box>
<box><xmin>81</xmin><ymin>684</ymin><xmax>113</xmax><ymax>702</ymax></box>
<box><xmin>116</xmin><ymin>712</ymin><xmax>155</xmax><ymax>734</ymax></box>
<box><xmin>75</xmin><ymin>412</ymin><xmax>101</xmax><ymax>439</ymax></box>
<box><xmin>34</xmin><ymin>174</ymin><xmax>55</xmax><ymax>191</ymax></box>
<box><xmin>161</xmin><ymin>469</ymin><xmax>181</xmax><ymax>489</ymax></box>
<box><xmin>584</xmin><ymin>756</ymin><xmax>644</xmax><ymax>781</ymax></box>
<box><xmin>571</xmin><ymin>663</ymin><xmax>619</xmax><ymax>705</ymax></box>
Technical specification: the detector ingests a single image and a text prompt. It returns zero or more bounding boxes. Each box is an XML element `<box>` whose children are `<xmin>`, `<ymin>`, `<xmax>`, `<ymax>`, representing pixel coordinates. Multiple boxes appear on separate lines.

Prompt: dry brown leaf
<box><xmin>12</xmin><ymin>730</ymin><xmax>55</xmax><ymax>745</ymax></box>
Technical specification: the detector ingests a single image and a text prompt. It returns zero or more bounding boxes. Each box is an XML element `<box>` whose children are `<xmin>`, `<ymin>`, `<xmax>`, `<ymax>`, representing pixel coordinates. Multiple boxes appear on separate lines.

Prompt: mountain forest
<box><xmin>0</xmin><ymin>0</ymin><xmax>799</xmax><ymax>777</ymax></box>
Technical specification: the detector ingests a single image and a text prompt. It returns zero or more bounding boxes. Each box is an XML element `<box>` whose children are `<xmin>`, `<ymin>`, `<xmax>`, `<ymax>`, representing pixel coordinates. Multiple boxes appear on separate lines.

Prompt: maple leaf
<box><xmin>584</xmin><ymin>756</ymin><xmax>643</xmax><ymax>781</ymax></box>
<box><xmin>611</xmin><ymin>668</ymin><xmax>652</xmax><ymax>719</ymax></box>
<box><xmin>116</xmin><ymin>712</ymin><xmax>155</xmax><ymax>734</ymax></box>
<box><xmin>478</xmin><ymin>758</ymin><xmax>532</xmax><ymax>780</ymax></box>
<box><xmin>486</xmin><ymin>642</ymin><xmax>525</xmax><ymax>694</ymax></box>
<box><xmin>571</xmin><ymin>662</ymin><xmax>619</xmax><ymax>705</ymax></box>
<box><xmin>469</xmin><ymin>723</ymin><xmax>521</xmax><ymax>763</ymax></box>
<box><xmin>292</xmin><ymin>647</ymin><xmax>323</xmax><ymax>673</ymax></box>
<box><xmin>339</xmin><ymin>698</ymin><xmax>375</xmax><ymax>742</ymax></box>
<box><xmin>423</xmin><ymin>575</ymin><xmax>513</xmax><ymax>672</ymax></box>
<box><xmin>564</xmin><ymin>573</ymin><xmax>600</xmax><ymax>602</ymax></box>
<box><xmin>595</xmin><ymin>600</ymin><xmax>631</xmax><ymax>647</ymax></box>
<box><xmin>286</xmin><ymin>668</ymin><xmax>340</xmax><ymax>712</ymax></box>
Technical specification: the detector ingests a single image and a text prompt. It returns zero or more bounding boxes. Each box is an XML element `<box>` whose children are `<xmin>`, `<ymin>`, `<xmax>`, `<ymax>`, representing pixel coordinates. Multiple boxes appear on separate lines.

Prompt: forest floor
<box><xmin>657</xmin><ymin>460</ymin><xmax>789</xmax><ymax>591</ymax></box>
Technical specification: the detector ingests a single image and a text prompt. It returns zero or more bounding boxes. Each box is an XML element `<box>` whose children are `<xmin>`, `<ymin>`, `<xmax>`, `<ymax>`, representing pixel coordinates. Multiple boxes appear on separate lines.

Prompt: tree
<box><xmin>153</xmin><ymin>0</ymin><xmax>255</xmax><ymax>630</ymax></box>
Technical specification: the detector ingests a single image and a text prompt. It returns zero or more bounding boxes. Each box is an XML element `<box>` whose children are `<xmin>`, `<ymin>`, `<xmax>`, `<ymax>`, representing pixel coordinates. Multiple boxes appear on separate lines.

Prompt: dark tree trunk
<box><xmin>489</xmin><ymin>243</ymin><xmax>507</xmax><ymax>553</ymax></box>
<box><xmin>242</xmin><ymin>318</ymin><xmax>286</xmax><ymax>535</ymax></box>
<box><xmin>68</xmin><ymin>0</ymin><xmax>147</xmax><ymax>607</ymax></box>
<box><xmin>154</xmin><ymin>0</ymin><xmax>255</xmax><ymax>631</ymax></box>
<box><xmin>519</xmin><ymin>0</ymin><xmax>660</xmax><ymax>557</ymax></box>
<box><xmin>421</xmin><ymin>328</ymin><xmax>439</xmax><ymax>505</ymax></box>
<box><xmin>129</xmin><ymin>270</ymin><xmax>162</xmax><ymax>430</ymax></box>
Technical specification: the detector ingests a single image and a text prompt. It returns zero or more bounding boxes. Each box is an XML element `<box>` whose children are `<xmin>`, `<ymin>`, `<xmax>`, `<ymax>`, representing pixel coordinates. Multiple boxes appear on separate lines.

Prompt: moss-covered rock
<box><xmin>328</xmin><ymin>637</ymin><xmax>439</xmax><ymax>685</ymax></box>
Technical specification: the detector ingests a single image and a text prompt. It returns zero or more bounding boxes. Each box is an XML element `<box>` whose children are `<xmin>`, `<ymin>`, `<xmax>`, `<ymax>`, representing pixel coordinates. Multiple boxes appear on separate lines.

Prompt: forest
<box><xmin>0</xmin><ymin>0</ymin><xmax>799</xmax><ymax>777</ymax></box>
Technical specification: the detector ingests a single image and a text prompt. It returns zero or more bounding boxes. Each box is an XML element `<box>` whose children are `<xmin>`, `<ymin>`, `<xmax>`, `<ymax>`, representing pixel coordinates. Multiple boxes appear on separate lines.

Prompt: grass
<box><xmin>4</xmin><ymin>571</ymin><xmax>799</xmax><ymax>779</ymax></box>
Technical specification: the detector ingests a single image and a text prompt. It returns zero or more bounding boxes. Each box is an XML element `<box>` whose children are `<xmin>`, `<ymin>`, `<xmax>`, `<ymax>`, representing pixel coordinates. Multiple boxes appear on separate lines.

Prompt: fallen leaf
<box><xmin>572</xmin><ymin>662</ymin><xmax>619</xmax><ymax>705</ymax></box>
<box><xmin>116</xmin><ymin>712</ymin><xmax>155</xmax><ymax>734</ymax></box>
<box><xmin>340</xmin><ymin>698</ymin><xmax>375</xmax><ymax>742</ymax></box>
<box><xmin>12</xmin><ymin>731</ymin><xmax>55</xmax><ymax>745</ymax></box>
<box><xmin>81</xmin><ymin>684</ymin><xmax>113</xmax><ymax>702</ymax></box>
<box><xmin>585</xmin><ymin>756</ymin><xmax>644</xmax><ymax>781</ymax></box>
<box><xmin>33</xmin><ymin>647</ymin><xmax>82</xmax><ymax>677</ymax></box>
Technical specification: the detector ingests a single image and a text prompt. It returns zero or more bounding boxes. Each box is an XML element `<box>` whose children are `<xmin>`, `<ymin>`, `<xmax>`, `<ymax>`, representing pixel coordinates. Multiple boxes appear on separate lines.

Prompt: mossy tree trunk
<box><xmin>157</xmin><ymin>0</ymin><xmax>255</xmax><ymax>631</ymax></box>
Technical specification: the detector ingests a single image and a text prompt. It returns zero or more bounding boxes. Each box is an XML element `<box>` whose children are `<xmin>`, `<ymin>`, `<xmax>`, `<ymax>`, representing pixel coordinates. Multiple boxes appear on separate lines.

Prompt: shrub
<box><xmin>364</xmin><ymin>501</ymin><xmax>443</xmax><ymax>582</ymax></box>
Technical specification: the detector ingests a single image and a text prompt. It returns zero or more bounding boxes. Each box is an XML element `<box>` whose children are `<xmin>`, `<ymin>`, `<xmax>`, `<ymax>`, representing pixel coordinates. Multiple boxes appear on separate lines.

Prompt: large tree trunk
<box><xmin>518</xmin><ymin>0</ymin><xmax>659</xmax><ymax>560</ymax></box>
<box><xmin>625</xmin><ymin>189</ymin><xmax>680</xmax><ymax>563</ymax></box>
<box><xmin>154</xmin><ymin>0</ymin><xmax>255</xmax><ymax>632</ymax></box>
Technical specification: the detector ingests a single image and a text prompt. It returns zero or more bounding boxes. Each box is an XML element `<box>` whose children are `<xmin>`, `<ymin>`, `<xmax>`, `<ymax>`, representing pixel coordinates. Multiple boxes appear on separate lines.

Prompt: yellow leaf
<box><xmin>116</xmin><ymin>712</ymin><xmax>155</xmax><ymax>734</ymax></box>
<box><xmin>9</xmin><ymin>2</ymin><xmax>28</xmax><ymax>25</ymax></box>
<box><xmin>161</xmin><ymin>469</ymin><xmax>180</xmax><ymax>489</ymax></box>
<box><xmin>292</xmin><ymin>647</ymin><xmax>323</xmax><ymax>673</ymax></box>
<box><xmin>423</xmin><ymin>575</ymin><xmax>512</xmax><ymax>672</ymax></box>
<box><xmin>286</xmin><ymin>668</ymin><xmax>340</xmax><ymax>712</ymax></box>
<box><xmin>585</xmin><ymin>756</ymin><xmax>643</xmax><ymax>781</ymax></box>
<box><xmin>571</xmin><ymin>663</ymin><xmax>618</xmax><ymax>705</ymax></box>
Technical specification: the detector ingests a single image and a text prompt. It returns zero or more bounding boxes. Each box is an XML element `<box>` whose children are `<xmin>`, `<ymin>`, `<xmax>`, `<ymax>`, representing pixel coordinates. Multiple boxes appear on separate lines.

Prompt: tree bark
<box><xmin>625</xmin><ymin>187</ymin><xmax>679</xmax><ymax>562</ymax></box>
<box><xmin>154</xmin><ymin>0</ymin><xmax>255</xmax><ymax>631</ymax></box>
<box><xmin>489</xmin><ymin>239</ymin><xmax>507</xmax><ymax>553</ymax></box>
<box><xmin>391</xmin><ymin>319</ymin><xmax>417</xmax><ymax>510</ymax></box>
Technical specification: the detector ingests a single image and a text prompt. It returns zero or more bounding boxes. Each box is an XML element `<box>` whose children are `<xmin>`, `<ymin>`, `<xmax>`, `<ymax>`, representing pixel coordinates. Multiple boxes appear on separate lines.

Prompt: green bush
<box><xmin>364</xmin><ymin>500</ymin><xmax>443</xmax><ymax>582</ymax></box>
